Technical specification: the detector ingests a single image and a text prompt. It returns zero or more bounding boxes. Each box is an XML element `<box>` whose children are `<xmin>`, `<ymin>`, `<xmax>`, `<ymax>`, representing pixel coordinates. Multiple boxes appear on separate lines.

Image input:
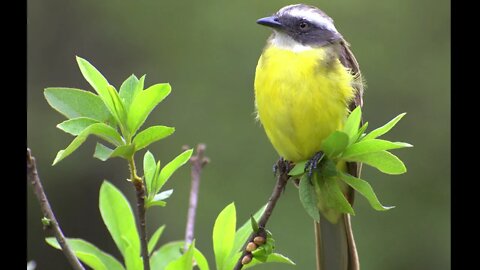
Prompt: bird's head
<box><xmin>257</xmin><ymin>4</ymin><xmax>343</xmax><ymax>49</ymax></box>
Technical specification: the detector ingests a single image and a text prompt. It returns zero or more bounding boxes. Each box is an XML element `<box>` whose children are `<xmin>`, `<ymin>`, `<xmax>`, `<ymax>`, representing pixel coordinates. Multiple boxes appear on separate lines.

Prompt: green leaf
<box><xmin>321</xmin><ymin>131</ymin><xmax>349</xmax><ymax>158</ymax></box>
<box><xmin>232</xmin><ymin>204</ymin><xmax>267</xmax><ymax>254</ymax></box>
<box><xmin>339</xmin><ymin>172</ymin><xmax>394</xmax><ymax>211</ymax></box>
<box><xmin>53</xmin><ymin>123</ymin><xmax>124</xmax><ymax>165</ymax></box>
<box><xmin>77</xmin><ymin>56</ymin><xmax>125</xmax><ymax>123</ymax></box>
<box><xmin>213</xmin><ymin>203</ymin><xmax>236</xmax><ymax>270</ymax></box>
<box><xmin>106</xmin><ymin>85</ymin><xmax>128</xmax><ymax>131</ymax></box>
<box><xmin>110</xmin><ymin>145</ymin><xmax>135</xmax><ymax>159</ymax></box>
<box><xmin>344</xmin><ymin>150</ymin><xmax>407</xmax><ymax>175</ymax></box>
<box><xmin>165</xmin><ymin>240</ymin><xmax>195</xmax><ymax>270</ymax></box>
<box><xmin>299</xmin><ymin>174</ymin><xmax>320</xmax><ymax>222</ymax></box>
<box><xmin>133</xmin><ymin>126</ymin><xmax>175</xmax><ymax>151</ymax></box>
<box><xmin>94</xmin><ymin>143</ymin><xmax>113</xmax><ymax>161</ymax></box>
<box><xmin>44</xmin><ymin>87</ymin><xmax>111</xmax><ymax>121</ymax></box>
<box><xmin>151</xmin><ymin>241</ymin><xmax>183</xmax><ymax>270</ymax></box>
<box><xmin>342</xmin><ymin>139</ymin><xmax>412</xmax><ymax>159</ymax></box>
<box><xmin>146</xmin><ymin>189</ymin><xmax>174</xmax><ymax>208</ymax></box>
<box><xmin>250</xmin><ymin>216</ymin><xmax>259</xmax><ymax>233</ymax></box>
<box><xmin>193</xmin><ymin>248</ymin><xmax>210</xmax><ymax>270</ymax></box>
<box><xmin>119</xmin><ymin>75</ymin><xmax>141</xmax><ymax>111</ymax></box>
<box><xmin>99</xmin><ymin>181</ymin><xmax>140</xmax><ymax>261</ymax></box>
<box><xmin>154</xmin><ymin>149</ymin><xmax>193</xmax><ymax>194</ymax></box>
<box><xmin>148</xmin><ymin>225</ymin><xmax>166</xmax><ymax>255</ymax></box>
<box><xmin>123</xmin><ymin>237</ymin><xmax>142</xmax><ymax>270</ymax></box>
<box><xmin>352</xmin><ymin>122</ymin><xmax>368</xmax><ymax>143</ymax></box>
<box><xmin>244</xmin><ymin>253</ymin><xmax>295</xmax><ymax>269</ymax></box>
<box><xmin>343</xmin><ymin>106</ymin><xmax>362</xmax><ymax>142</ymax></box>
<box><xmin>150</xmin><ymin>241</ymin><xmax>209</xmax><ymax>270</ymax></box>
<box><xmin>362</xmin><ymin>113</ymin><xmax>406</xmax><ymax>141</ymax></box>
<box><xmin>315</xmin><ymin>173</ymin><xmax>354</xmax><ymax>223</ymax></box>
<box><xmin>57</xmin><ymin>117</ymin><xmax>100</xmax><ymax>136</ymax></box>
<box><xmin>127</xmin><ymin>83</ymin><xmax>171</xmax><ymax>136</ymax></box>
<box><xmin>288</xmin><ymin>161</ymin><xmax>307</xmax><ymax>176</ymax></box>
<box><xmin>144</xmin><ymin>151</ymin><xmax>156</xmax><ymax>196</ymax></box>
<box><xmin>46</xmin><ymin>237</ymin><xmax>125</xmax><ymax>270</ymax></box>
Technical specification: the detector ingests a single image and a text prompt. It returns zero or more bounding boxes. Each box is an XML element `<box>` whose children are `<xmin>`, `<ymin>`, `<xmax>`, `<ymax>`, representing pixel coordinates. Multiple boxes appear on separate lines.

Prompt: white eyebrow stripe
<box><xmin>285</xmin><ymin>8</ymin><xmax>338</xmax><ymax>32</ymax></box>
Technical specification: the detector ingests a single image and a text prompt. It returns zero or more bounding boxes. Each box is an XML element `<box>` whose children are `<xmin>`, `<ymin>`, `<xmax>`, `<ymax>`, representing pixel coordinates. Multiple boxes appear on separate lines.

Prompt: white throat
<box><xmin>269</xmin><ymin>31</ymin><xmax>313</xmax><ymax>52</ymax></box>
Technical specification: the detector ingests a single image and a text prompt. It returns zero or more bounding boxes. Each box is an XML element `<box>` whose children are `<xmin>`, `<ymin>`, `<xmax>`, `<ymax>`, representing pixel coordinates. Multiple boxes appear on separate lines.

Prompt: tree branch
<box><xmin>184</xmin><ymin>144</ymin><xmax>209</xmax><ymax>250</ymax></box>
<box><xmin>128</xmin><ymin>156</ymin><xmax>150</xmax><ymax>270</ymax></box>
<box><xmin>27</xmin><ymin>148</ymin><xmax>86</xmax><ymax>270</ymax></box>
<box><xmin>233</xmin><ymin>159</ymin><xmax>291</xmax><ymax>270</ymax></box>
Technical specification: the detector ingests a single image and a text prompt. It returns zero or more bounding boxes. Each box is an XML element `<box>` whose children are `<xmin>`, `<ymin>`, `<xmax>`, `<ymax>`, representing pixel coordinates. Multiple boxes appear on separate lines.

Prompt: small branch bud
<box><xmin>246</xmin><ymin>242</ymin><xmax>258</xmax><ymax>252</ymax></box>
<box><xmin>253</xmin><ymin>236</ymin><xmax>266</xmax><ymax>246</ymax></box>
<box><xmin>241</xmin><ymin>254</ymin><xmax>253</xmax><ymax>265</ymax></box>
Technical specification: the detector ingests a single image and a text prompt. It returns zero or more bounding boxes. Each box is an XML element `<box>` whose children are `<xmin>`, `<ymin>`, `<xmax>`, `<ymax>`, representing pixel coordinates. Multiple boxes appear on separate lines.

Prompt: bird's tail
<box><xmin>315</xmin><ymin>213</ymin><xmax>359</xmax><ymax>270</ymax></box>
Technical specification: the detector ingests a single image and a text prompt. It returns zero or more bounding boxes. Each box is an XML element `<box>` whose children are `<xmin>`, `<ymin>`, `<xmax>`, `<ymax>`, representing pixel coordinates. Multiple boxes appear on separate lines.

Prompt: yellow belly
<box><xmin>254</xmin><ymin>45</ymin><xmax>355</xmax><ymax>162</ymax></box>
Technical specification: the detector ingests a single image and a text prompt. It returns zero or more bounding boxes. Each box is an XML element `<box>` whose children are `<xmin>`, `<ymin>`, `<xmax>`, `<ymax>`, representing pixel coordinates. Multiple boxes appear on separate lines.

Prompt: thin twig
<box><xmin>128</xmin><ymin>157</ymin><xmax>150</xmax><ymax>270</ymax></box>
<box><xmin>184</xmin><ymin>144</ymin><xmax>209</xmax><ymax>250</ymax></box>
<box><xmin>27</xmin><ymin>148</ymin><xmax>86</xmax><ymax>270</ymax></box>
<box><xmin>233</xmin><ymin>159</ymin><xmax>291</xmax><ymax>270</ymax></box>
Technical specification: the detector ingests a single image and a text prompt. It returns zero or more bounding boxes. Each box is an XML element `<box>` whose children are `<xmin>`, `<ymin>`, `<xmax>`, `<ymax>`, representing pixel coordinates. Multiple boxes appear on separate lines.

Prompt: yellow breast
<box><xmin>254</xmin><ymin>45</ymin><xmax>355</xmax><ymax>162</ymax></box>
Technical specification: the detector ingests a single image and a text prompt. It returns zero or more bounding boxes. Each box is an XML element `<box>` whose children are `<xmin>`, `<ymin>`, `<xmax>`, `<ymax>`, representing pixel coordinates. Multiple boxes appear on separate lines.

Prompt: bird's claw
<box><xmin>305</xmin><ymin>151</ymin><xmax>325</xmax><ymax>183</ymax></box>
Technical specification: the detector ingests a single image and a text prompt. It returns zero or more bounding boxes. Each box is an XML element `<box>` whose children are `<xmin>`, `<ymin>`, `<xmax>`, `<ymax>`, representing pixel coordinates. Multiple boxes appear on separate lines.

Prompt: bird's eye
<box><xmin>299</xmin><ymin>21</ymin><xmax>309</xmax><ymax>30</ymax></box>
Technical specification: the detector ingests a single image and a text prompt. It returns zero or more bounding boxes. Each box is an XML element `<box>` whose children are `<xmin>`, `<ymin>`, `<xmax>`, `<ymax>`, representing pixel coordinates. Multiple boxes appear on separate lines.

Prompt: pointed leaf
<box><xmin>151</xmin><ymin>241</ymin><xmax>184</xmax><ymax>270</ymax></box>
<box><xmin>57</xmin><ymin>117</ymin><xmax>101</xmax><ymax>136</ymax></box>
<box><xmin>99</xmin><ymin>181</ymin><xmax>140</xmax><ymax>260</ymax></box>
<box><xmin>213</xmin><ymin>203</ymin><xmax>236</xmax><ymax>270</ymax></box>
<box><xmin>352</xmin><ymin>122</ymin><xmax>368</xmax><ymax>143</ymax></box>
<box><xmin>154</xmin><ymin>149</ymin><xmax>193</xmax><ymax>194</ymax></box>
<box><xmin>53</xmin><ymin>123</ymin><xmax>124</xmax><ymax>165</ymax></box>
<box><xmin>127</xmin><ymin>83</ymin><xmax>171</xmax><ymax>135</ymax></box>
<box><xmin>133</xmin><ymin>126</ymin><xmax>175</xmax><ymax>151</ymax></box>
<box><xmin>123</xmin><ymin>236</ymin><xmax>142</xmax><ymax>270</ymax></box>
<box><xmin>344</xmin><ymin>150</ymin><xmax>407</xmax><ymax>174</ymax></box>
<box><xmin>46</xmin><ymin>237</ymin><xmax>125</xmax><ymax>270</ymax></box>
<box><xmin>106</xmin><ymin>85</ymin><xmax>128</xmax><ymax>130</ymax></box>
<box><xmin>250</xmin><ymin>216</ymin><xmax>259</xmax><ymax>233</ymax></box>
<box><xmin>343</xmin><ymin>106</ymin><xmax>362</xmax><ymax>141</ymax></box>
<box><xmin>110</xmin><ymin>145</ymin><xmax>135</xmax><ymax>159</ymax></box>
<box><xmin>233</xmin><ymin>204</ymin><xmax>267</xmax><ymax>253</ymax></box>
<box><xmin>339</xmin><ymin>172</ymin><xmax>394</xmax><ymax>211</ymax></box>
<box><xmin>362</xmin><ymin>113</ymin><xmax>406</xmax><ymax>141</ymax></box>
<box><xmin>148</xmin><ymin>225</ymin><xmax>166</xmax><ymax>255</ymax></box>
<box><xmin>165</xmin><ymin>240</ymin><xmax>195</xmax><ymax>270</ymax></box>
<box><xmin>44</xmin><ymin>87</ymin><xmax>111</xmax><ymax>121</ymax></box>
<box><xmin>315</xmin><ymin>173</ymin><xmax>354</xmax><ymax>223</ymax></box>
<box><xmin>143</xmin><ymin>151</ymin><xmax>156</xmax><ymax>196</ymax></box>
<box><xmin>94</xmin><ymin>143</ymin><xmax>113</xmax><ymax>161</ymax></box>
<box><xmin>288</xmin><ymin>161</ymin><xmax>307</xmax><ymax>176</ymax></box>
<box><xmin>299</xmin><ymin>174</ymin><xmax>320</xmax><ymax>222</ymax></box>
<box><xmin>119</xmin><ymin>75</ymin><xmax>141</xmax><ymax>110</ymax></box>
<box><xmin>342</xmin><ymin>139</ymin><xmax>412</xmax><ymax>159</ymax></box>
<box><xmin>244</xmin><ymin>253</ymin><xmax>295</xmax><ymax>269</ymax></box>
<box><xmin>321</xmin><ymin>131</ymin><xmax>349</xmax><ymax>158</ymax></box>
<box><xmin>193</xmin><ymin>247</ymin><xmax>210</xmax><ymax>270</ymax></box>
<box><xmin>153</xmin><ymin>189</ymin><xmax>174</xmax><ymax>201</ymax></box>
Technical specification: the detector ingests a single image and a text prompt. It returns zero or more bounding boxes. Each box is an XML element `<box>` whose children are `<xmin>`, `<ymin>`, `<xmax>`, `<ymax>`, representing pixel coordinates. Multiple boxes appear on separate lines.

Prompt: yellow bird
<box><xmin>254</xmin><ymin>4</ymin><xmax>364</xmax><ymax>270</ymax></box>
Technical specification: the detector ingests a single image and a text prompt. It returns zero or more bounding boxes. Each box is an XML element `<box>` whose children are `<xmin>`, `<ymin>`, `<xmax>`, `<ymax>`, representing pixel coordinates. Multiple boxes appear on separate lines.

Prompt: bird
<box><xmin>254</xmin><ymin>4</ymin><xmax>364</xmax><ymax>270</ymax></box>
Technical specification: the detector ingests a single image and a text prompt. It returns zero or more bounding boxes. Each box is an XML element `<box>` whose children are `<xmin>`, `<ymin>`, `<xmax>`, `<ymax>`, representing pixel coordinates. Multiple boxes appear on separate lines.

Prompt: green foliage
<box><xmin>292</xmin><ymin>107</ymin><xmax>412</xmax><ymax>221</ymax></box>
<box><xmin>148</xmin><ymin>225</ymin><xmax>166</xmax><ymax>255</ymax></box>
<box><xmin>46</xmin><ymin>238</ymin><xmax>125</xmax><ymax>270</ymax></box>
<box><xmin>45</xmin><ymin>57</ymin><xmax>175</xmax><ymax>164</ymax></box>
<box><xmin>213</xmin><ymin>203</ymin><xmax>236</xmax><ymax>270</ymax></box>
<box><xmin>213</xmin><ymin>203</ymin><xmax>294</xmax><ymax>270</ymax></box>
<box><xmin>99</xmin><ymin>181</ymin><xmax>141</xmax><ymax>269</ymax></box>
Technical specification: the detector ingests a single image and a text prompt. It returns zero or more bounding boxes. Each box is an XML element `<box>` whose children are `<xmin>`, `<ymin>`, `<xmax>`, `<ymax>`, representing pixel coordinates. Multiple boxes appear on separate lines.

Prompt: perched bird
<box><xmin>254</xmin><ymin>4</ymin><xmax>364</xmax><ymax>270</ymax></box>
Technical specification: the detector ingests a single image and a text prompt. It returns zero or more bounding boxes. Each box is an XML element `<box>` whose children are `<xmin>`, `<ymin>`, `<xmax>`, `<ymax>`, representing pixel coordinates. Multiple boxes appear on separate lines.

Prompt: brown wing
<box><xmin>337</xmin><ymin>39</ymin><xmax>365</xmax><ymax>203</ymax></box>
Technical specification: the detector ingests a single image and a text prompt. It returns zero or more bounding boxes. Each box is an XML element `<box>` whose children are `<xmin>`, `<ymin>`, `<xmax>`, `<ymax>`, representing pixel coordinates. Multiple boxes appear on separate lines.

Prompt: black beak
<box><xmin>256</xmin><ymin>16</ymin><xmax>283</xmax><ymax>29</ymax></box>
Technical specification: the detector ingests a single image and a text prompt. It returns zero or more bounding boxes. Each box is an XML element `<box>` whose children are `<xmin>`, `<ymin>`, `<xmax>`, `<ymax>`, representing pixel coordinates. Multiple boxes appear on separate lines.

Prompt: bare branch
<box><xmin>27</xmin><ymin>148</ymin><xmax>85</xmax><ymax>270</ymax></box>
<box><xmin>233</xmin><ymin>159</ymin><xmax>290</xmax><ymax>270</ymax></box>
<box><xmin>184</xmin><ymin>144</ymin><xmax>209</xmax><ymax>250</ymax></box>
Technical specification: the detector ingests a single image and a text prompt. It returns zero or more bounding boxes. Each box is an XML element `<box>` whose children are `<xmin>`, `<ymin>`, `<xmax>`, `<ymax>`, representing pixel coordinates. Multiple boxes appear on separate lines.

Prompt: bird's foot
<box><xmin>273</xmin><ymin>157</ymin><xmax>293</xmax><ymax>176</ymax></box>
<box><xmin>305</xmin><ymin>151</ymin><xmax>325</xmax><ymax>183</ymax></box>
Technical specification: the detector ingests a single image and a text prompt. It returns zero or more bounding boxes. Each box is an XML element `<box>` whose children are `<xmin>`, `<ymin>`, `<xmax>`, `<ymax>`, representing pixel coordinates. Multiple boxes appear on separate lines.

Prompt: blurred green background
<box><xmin>27</xmin><ymin>0</ymin><xmax>450</xmax><ymax>269</ymax></box>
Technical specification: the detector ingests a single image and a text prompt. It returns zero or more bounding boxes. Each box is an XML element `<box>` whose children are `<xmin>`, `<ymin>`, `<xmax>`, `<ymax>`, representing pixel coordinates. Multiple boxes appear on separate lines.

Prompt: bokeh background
<box><xmin>27</xmin><ymin>0</ymin><xmax>450</xmax><ymax>269</ymax></box>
